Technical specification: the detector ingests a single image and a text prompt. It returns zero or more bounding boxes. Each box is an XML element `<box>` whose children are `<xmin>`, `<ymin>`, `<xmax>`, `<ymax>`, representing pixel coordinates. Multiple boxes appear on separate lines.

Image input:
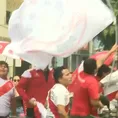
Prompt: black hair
<box><xmin>97</xmin><ymin>64</ymin><xmax>111</xmax><ymax>78</ymax></box>
<box><xmin>53</xmin><ymin>66</ymin><xmax>66</xmax><ymax>83</ymax></box>
<box><xmin>0</xmin><ymin>61</ymin><xmax>9</xmax><ymax>69</ymax></box>
<box><xmin>83</xmin><ymin>58</ymin><xmax>97</xmax><ymax>74</ymax></box>
<box><xmin>44</xmin><ymin>66</ymin><xmax>49</xmax><ymax>82</ymax></box>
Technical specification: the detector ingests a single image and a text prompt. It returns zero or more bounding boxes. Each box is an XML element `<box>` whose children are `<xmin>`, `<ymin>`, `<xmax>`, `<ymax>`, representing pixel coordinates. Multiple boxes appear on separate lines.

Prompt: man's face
<box><xmin>102</xmin><ymin>72</ymin><xmax>110</xmax><ymax>79</ymax></box>
<box><xmin>60</xmin><ymin>69</ymin><xmax>72</xmax><ymax>86</ymax></box>
<box><xmin>0</xmin><ymin>64</ymin><xmax>8</xmax><ymax>78</ymax></box>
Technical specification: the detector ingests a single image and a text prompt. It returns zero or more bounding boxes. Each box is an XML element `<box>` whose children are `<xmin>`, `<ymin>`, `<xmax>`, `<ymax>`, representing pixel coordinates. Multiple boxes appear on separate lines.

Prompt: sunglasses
<box><xmin>13</xmin><ymin>79</ymin><xmax>20</xmax><ymax>82</ymax></box>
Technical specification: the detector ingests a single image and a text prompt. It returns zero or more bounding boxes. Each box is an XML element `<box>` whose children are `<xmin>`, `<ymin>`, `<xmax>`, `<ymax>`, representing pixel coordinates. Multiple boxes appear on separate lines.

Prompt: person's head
<box><xmin>53</xmin><ymin>66</ymin><xmax>72</xmax><ymax>87</ymax></box>
<box><xmin>97</xmin><ymin>64</ymin><xmax>111</xmax><ymax>79</ymax></box>
<box><xmin>0</xmin><ymin>61</ymin><xmax>9</xmax><ymax>79</ymax></box>
<box><xmin>13</xmin><ymin>76</ymin><xmax>20</xmax><ymax>86</ymax></box>
<box><xmin>83</xmin><ymin>58</ymin><xmax>97</xmax><ymax>75</ymax></box>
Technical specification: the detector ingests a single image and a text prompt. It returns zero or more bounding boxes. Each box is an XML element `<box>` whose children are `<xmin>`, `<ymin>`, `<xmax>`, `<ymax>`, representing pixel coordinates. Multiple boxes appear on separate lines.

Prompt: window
<box><xmin>6</xmin><ymin>11</ymin><xmax>11</xmax><ymax>24</ymax></box>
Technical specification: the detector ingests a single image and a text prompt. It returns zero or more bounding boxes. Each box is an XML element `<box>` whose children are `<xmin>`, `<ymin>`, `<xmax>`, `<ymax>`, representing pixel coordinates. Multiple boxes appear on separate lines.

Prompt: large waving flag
<box><xmin>5</xmin><ymin>0</ymin><xmax>114</xmax><ymax>69</ymax></box>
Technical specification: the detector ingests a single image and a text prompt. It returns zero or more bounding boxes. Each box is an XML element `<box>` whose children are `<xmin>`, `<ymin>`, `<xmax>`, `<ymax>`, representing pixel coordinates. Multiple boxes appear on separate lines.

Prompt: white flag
<box><xmin>101</xmin><ymin>70</ymin><xmax>118</xmax><ymax>95</ymax></box>
<box><xmin>7</xmin><ymin>0</ymin><xmax>114</xmax><ymax>69</ymax></box>
<box><xmin>37</xmin><ymin>102</ymin><xmax>47</xmax><ymax>118</ymax></box>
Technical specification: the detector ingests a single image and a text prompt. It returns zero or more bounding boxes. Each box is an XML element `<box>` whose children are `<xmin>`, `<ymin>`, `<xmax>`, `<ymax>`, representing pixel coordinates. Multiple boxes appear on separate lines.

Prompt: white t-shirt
<box><xmin>47</xmin><ymin>84</ymin><xmax>70</xmax><ymax>117</ymax></box>
<box><xmin>49</xmin><ymin>84</ymin><xmax>70</xmax><ymax>106</ymax></box>
<box><xmin>0</xmin><ymin>78</ymin><xmax>15</xmax><ymax>116</ymax></box>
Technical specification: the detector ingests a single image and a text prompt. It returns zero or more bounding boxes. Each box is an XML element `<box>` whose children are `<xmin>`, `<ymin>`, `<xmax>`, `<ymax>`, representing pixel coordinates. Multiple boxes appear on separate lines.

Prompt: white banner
<box><xmin>36</xmin><ymin>102</ymin><xmax>47</xmax><ymax>118</ymax></box>
<box><xmin>6</xmin><ymin>0</ymin><xmax>114</xmax><ymax>69</ymax></box>
<box><xmin>101</xmin><ymin>70</ymin><xmax>118</xmax><ymax>95</ymax></box>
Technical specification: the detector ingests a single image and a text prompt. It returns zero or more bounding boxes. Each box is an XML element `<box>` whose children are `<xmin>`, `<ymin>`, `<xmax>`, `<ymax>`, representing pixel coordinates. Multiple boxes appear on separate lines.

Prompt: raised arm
<box><xmin>97</xmin><ymin>44</ymin><xmax>118</xmax><ymax>68</ymax></box>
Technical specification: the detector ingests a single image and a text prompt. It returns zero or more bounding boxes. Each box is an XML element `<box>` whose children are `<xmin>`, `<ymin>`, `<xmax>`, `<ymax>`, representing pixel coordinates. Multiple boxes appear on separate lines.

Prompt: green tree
<box><xmin>98</xmin><ymin>0</ymin><xmax>118</xmax><ymax>50</ymax></box>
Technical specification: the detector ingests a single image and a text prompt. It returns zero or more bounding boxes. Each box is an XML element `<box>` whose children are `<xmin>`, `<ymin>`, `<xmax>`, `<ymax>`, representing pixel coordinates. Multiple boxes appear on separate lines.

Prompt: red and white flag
<box><xmin>0</xmin><ymin>41</ymin><xmax>19</xmax><ymax>59</ymax></box>
<box><xmin>34</xmin><ymin>102</ymin><xmax>47</xmax><ymax>118</ymax></box>
<box><xmin>90</xmin><ymin>51</ymin><xmax>115</xmax><ymax>66</ymax></box>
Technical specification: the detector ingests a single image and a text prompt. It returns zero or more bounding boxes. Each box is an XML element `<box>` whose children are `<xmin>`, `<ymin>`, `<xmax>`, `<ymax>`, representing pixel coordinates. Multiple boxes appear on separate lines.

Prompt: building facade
<box><xmin>0</xmin><ymin>0</ymin><xmax>23</xmax><ymax>77</ymax></box>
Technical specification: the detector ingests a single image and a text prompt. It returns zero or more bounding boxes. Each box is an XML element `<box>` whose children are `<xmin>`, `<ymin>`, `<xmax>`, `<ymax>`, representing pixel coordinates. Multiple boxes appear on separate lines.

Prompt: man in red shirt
<box><xmin>69</xmin><ymin>44</ymin><xmax>118</xmax><ymax>94</ymax></box>
<box><xmin>16</xmin><ymin>66</ymin><xmax>55</xmax><ymax>118</ymax></box>
<box><xmin>69</xmin><ymin>45</ymin><xmax>118</xmax><ymax>116</ymax></box>
<box><xmin>70</xmin><ymin>59</ymin><xmax>104</xmax><ymax>118</ymax></box>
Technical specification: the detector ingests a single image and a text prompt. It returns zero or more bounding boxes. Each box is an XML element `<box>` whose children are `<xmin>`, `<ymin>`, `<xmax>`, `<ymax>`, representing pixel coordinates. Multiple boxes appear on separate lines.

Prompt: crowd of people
<box><xmin>0</xmin><ymin>44</ymin><xmax>118</xmax><ymax>118</ymax></box>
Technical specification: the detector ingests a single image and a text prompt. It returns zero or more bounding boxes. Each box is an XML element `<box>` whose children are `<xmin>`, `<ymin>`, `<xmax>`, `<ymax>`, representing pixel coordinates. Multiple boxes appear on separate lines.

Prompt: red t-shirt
<box><xmin>17</xmin><ymin>69</ymin><xmax>55</xmax><ymax>108</ymax></box>
<box><xmin>91</xmin><ymin>76</ymin><xmax>103</xmax><ymax>116</ymax></box>
<box><xmin>71</xmin><ymin>72</ymin><xmax>99</xmax><ymax>116</ymax></box>
<box><xmin>68</xmin><ymin>68</ymin><xmax>78</xmax><ymax>93</ymax></box>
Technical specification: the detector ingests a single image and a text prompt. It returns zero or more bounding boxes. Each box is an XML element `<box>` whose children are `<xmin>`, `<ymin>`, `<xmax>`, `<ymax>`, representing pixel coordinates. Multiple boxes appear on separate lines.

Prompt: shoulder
<box><xmin>51</xmin><ymin>84</ymin><xmax>68</xmax><ymax>94</ymax></box>
<box><xmin>7</xmin><ymin>80</ymin><xmax>14</xmax><ymax>87</ymax></box>
<box><xmin>21</xmin><ymin>68</ymin><xmax>35</xmax><ymax>78</ymax></box>
<box><xmin>87</xmin><ymin>75</ymin><xmax>98</xmax><ymax>85</ymax></box>
<box><xmin>79</xmin><ymin>72</ymin><xmax>97</xmax><ymax>84</ymax></box>
<box><xmin>0</xmin><ymin>79</ymin><xmax>13</xmax><ymax>86</ymax></box>
<box><xmin>52</xmin><ymin>84</ymin><xmax>66</xmax><ymax>90</ymax></box>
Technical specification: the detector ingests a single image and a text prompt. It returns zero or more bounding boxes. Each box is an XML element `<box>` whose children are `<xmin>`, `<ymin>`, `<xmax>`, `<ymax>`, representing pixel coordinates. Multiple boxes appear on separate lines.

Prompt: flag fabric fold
<box><xmin>101</xmin><ymin>70</ymin><xmax>118</xmax><ymax>96</ymax></box>
<box><xmin>35</xmin><ymin>102</ymin><xmax>47</xmax><ymax>118</ymax></box>
<box><xmin>6</xmin><ymin>0</ymin><xmax>114</xmax><ymax>69</ymax></box>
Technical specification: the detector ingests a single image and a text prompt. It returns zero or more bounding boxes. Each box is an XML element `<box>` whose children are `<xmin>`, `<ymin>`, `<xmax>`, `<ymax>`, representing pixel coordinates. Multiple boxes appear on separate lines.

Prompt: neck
<box><xmin>97</xmin><ymin>76</ymin><xmax>102</xmax><ymax>81</ymax></box>
<box><xmin>0</xmin><ymin>75</ymin><xmax>7</xmax><ymax>80</ymax></box>
<box><xmin>61</xmin><ymin>84</ymin><xmax>67</xmax><ymax>88</ymax></box>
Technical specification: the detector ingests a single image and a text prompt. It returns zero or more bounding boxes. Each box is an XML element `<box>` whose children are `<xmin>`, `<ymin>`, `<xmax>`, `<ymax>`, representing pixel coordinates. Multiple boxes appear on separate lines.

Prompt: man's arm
<box><xmin>97</xmin><ymin>44</ymin><xmax>118</xmax><ymax>68</ymax></box>
<box><xmin>52</xmin><ymin>86</ymin><xmax>69</xmax><ymax>118</ymax></box>
<box><xmin>57</xmin><ymin>105</ymin><xmax>68</xmax><ymax>118</ymax></box>
<box><xmin>88</xmin><ymin>78</ymin><xmax>104</xmax><ymax>108</ymax></box>
<box><xmin>90</xmin><ymin>99</ymin><xmax>104</xmax><ymax>109</ymax></box>
<box><xmin>115</xmin><ymin>92</ymin><xmax>118</xmax><ymax>100</ymax></box>
<box><xmin>16</xmin><ymin>77</ymin><xmax>30</xmax><ymax>102</ymax></box>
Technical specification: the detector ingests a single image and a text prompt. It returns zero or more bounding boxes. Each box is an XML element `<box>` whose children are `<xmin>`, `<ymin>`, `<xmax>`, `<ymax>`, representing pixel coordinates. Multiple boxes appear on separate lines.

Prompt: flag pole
<box><xmin>13</xmin><ymin>59</ymin><xmax>16</xmax><ymax>77</ymax></box>
<box><xmin>106</xmin><ymin>0</ymin><xmax>118</xmax><ymax>116</ymax></box>
<box><xmin>4</xmin><ymin>56</ymin><xmax>7</xmax><ymax>62</ymax></box>
<box><xmin>116</xmin><ymin>16</ymin><xmax>118</xmax><ymax>69</ymax></box>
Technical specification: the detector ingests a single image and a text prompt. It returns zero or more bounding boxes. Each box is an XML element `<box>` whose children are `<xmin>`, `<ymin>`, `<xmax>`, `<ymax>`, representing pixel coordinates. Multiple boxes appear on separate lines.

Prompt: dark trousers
<box><xmin>70</xmin><ymin>115</ymin><xmax>95</xmax><ymax>118</ymax></box>
<box><xmin>27</xmin><ymin>108</ymin><xmax>35</xmax><ymax>118</ymax></box>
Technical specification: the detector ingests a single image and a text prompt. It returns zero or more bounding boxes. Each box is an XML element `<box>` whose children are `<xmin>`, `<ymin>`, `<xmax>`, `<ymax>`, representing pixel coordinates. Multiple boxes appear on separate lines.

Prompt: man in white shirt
<box><xmin>0</xmin><ymin>61</ymin><xmax>16</xmax><ymax>118</ymax></box>
<box><xmin>46</xmin><ymin>66</ymin><xmax>72</xmax><ymax>118</ymax></box>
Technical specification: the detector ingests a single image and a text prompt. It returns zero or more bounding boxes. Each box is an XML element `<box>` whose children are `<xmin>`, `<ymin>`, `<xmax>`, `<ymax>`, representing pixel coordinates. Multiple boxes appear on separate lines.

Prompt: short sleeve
<box><xmin>88</xmin><ymin>78</ymin><xmax>99</xmax><ymax>100</ymax></box>
<box><xmin>51</xmin><ymin>85</ymin><xmax>68</xmax><ymax>106</ymax></box>
<box><xmin>55</xmin><ymin>91</ymin><xmax>66</xmax><ymax>106</ymax></box>
<box><xmin>21</xmin><ymin>70</ymin><xmax>31</xmax><ymax>78</ymax></box>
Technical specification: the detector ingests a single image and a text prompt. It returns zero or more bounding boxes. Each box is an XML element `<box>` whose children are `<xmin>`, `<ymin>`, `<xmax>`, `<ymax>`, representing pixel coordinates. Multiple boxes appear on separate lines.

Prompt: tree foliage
<box><xmin>98</xmin><ymin>0</ymin><xmax>118</xmax><ymax>50</ymax></box>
